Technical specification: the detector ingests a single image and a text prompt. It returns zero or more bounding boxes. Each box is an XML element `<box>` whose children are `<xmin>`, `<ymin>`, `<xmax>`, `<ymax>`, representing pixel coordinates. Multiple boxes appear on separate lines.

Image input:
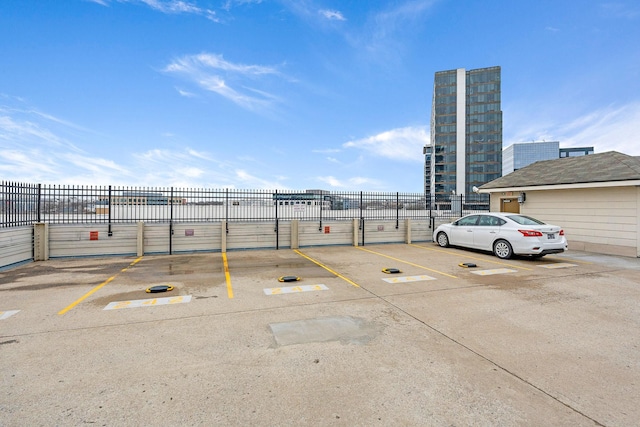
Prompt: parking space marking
<box><xmin>294</xmin><ymin>249</ymin><xmax>361</xmax><ymax>288</ymax></box>
<box><xmin>382</xmin><ymin>275</ymin><xmax>436</xmax><ymax>283</ymax></box>
<box><xmin>538</xmin><ymin>263</ymin><xmax>577</xmax><ymax>269</ymax></box>
<box><xmin>104</xmin><ymin>295</ymin><xmax>192</xmax><ymax>310</ymax></box>
<box><xmin>264</xmin><ymin>284</ymin><xmax>329</xmax><ymax>295</ymax></box>
<box><xmin>58</xmin><ymin>256</ymin><xmax>144</xmax><ymax>315</ymax></box>
<box><xmin>409</xmin><ymin>244</ymin><xmax>533</xmax><ymax>271</ymax></box>
<box><xmin>471</xmin><ymin>268</ymin><xmax>518</xmax><ymax>276</ymax></box>
<box><xmin>357</xmin><ymin>247</ymin><xmax>458</xmax><ymax>279</ymax></box>
<box><xmin>0</xmin><ymin>310</ymin><xmax>20</xmax><ymax>320</ymax></box>
<box><xmin>222</xmin><ymin>252</ymin><xmax>234</xmax><ymax>299</ymax></box>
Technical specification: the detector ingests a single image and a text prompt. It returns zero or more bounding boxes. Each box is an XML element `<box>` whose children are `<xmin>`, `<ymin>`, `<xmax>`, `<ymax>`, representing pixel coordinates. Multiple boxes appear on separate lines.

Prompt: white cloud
<box><xmin>235</xmin><ymin>169</ymin><xmax>288</xmax><ymax>189</ymax></box>
<box><xmin>343</xmin><ymin>126</ymin><xmax>429</xmax><ymax>161</ymax></box>
<box><xmin>319</xmin><ymin>9</ymin><xmax>346</xmax><ymax>21</ymax></box>
<box><xmin>92</xmin><ymin>0</ymin><xmax>220</xmax><ymax>22</ymax></box>
<box><xmin>508</xmin><ymin>102</ymin><xmax>640</xmax><ymax>156</ymax></box>
<box><xmin>316</xmin><ymin>175</ymin><xmax>382</xmax><ymax>189</ymax></box>
<box><xmin>163</xmin><ymin>53</ymin><xmax>284</xmax><ymax>112</ymax></box>
<box><xmin>352</xmin><ymin>0</ymin><xmax>438</xmax><ymax>58</ymax></box>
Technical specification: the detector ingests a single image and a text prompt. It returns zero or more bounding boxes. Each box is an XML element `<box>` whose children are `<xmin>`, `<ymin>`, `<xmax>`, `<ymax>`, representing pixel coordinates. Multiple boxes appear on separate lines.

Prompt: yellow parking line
<box><xmin>409</xmin><ymin>243</ymin><xmax>533</xmax><ymax>271</ymax></box>
<box><xmin>222</xmin><ymin>252</ymin><xmax>234</xmax><ymax>298</ymax></box>
<box><xmin>58</xmin><ymin>256</ymin><xmax>143</xmax><ymax>315</ymax></box>
<box><xmin>294</xmin><ymin>249</ymin><xmax>360</xmax><ymax>288</ymax></box>
<box><xmin>357</xmin><ymin>247</ymin><xmax>458</xmax><ymax>279</ymax></box>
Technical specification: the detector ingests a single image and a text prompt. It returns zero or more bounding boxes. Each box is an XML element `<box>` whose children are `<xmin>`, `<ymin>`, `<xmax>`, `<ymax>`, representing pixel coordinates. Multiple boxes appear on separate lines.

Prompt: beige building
<box><xmin>479</xmin><ymin>151</ymin><xmax>640</xmax><ymax>257</ymax></box>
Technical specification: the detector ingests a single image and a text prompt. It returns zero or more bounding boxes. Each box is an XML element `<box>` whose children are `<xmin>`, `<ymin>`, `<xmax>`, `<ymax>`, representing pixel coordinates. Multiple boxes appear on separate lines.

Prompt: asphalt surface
<box><xmin>1</xmin><ymin>244</ymin><xmax>639</xmax><ymax>426</ymax></box>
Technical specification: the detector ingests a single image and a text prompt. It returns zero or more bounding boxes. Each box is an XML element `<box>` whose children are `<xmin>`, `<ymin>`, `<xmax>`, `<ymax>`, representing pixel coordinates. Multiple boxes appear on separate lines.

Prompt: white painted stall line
<box><xmin>264</xmin><ymin>284</ymin><xmax>329</xmax><ymax>295</ymax></box>
<box><xmin>471</xmin><ymin>268</ymin><xmax>518</xmax><ymax>276</ymax></box>
<box><xmin>382</xmin><ymin>275</ymin><xmax>436</xmax><ymax>283</ymax></box>
<box><xmin>104</xmin><ymin>295</ymin><xmax>192</xmax><ymax>310</ymax></box>
<box><xmin>538</xmin><ymin>263</ymin><xmax>577</xmax><ymax>269</ymax></box>
<box><xmin>0</xmin><ymin>310</ymin><xmax>20</xmax><ymax>320</ymax></box>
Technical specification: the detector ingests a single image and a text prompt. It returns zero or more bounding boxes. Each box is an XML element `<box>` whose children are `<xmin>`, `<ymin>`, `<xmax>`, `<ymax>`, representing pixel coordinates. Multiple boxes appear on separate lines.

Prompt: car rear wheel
<box><xmin>436</xmin><ymin>232</ymin><xmax>449</xmax><ymax>247</ymax></box>
<box><xmin>493</xmin><ymin>239</ymin><xmax>513</xmax><ymax>259</ymax></box>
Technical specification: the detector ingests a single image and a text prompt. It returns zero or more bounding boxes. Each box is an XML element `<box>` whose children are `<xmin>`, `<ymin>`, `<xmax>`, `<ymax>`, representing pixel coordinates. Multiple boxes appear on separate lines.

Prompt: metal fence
<box><xmin>1</xmin><ymin>181</ymin><xmax>490</xmax><ymax>228</ymax></box>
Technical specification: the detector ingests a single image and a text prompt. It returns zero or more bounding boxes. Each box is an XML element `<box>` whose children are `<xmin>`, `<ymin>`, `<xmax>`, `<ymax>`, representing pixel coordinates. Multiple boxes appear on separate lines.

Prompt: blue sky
<box><xmin>1</xmin><ymin>0</ymin><xmax>639</xmax><ymax>191</ymax></box>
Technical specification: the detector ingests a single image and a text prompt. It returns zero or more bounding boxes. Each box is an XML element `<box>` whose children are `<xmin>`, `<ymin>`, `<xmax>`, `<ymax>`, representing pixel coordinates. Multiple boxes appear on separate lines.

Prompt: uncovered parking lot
<box><xmin>1</xmin><ymin>244</ymin><xmax>639</xmax><ymax>426</ymax></box>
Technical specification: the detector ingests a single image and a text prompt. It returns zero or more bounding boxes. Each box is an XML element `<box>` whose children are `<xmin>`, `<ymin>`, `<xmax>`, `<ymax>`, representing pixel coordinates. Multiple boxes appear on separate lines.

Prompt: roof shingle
<box><xmin>480</xmin><ymin>151</ymin><xmax>640</xmax><ymax>190</ymax></box>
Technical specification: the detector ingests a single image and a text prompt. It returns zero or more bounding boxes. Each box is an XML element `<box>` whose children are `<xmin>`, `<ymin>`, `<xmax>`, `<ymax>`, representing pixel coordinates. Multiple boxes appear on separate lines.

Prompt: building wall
<box><xmin>491</xmin><ymin>187</ymin><xmax>639</xmax><ymax>257</ymax></box>
<box><xmin>502</xmin><ymin>141</ymin><xmax>559</xmax><ymax>175</ymax></box>
<box><xmin>431</xmin><ymin>66</ymin><xmax>502</xmax><ymax>197</ymax></box>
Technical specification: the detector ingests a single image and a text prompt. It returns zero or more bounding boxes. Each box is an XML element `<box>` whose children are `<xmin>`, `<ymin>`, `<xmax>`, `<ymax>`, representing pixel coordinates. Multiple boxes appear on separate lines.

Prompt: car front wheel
<box><xmin>436</xmin><ymin>232</ymin><xmax>449</xmax><ymax>247</ymax></box>
<box><xmin>493</xmin><ymin>239</ymin><xmax>513</xmax><ymax>259</ymax></box>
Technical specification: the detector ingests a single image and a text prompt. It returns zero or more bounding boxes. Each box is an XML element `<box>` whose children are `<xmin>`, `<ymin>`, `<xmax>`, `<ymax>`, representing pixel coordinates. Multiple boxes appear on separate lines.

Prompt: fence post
<box><xmin>274</xmin><ymin>190</ymin><xmax>279</xmax><ymax>250</ymax></box>
<box><xmin>396</xmin><ymin>192</ymin><xmax>399</xmax><ymax>229</ymax></box>
<box><xmin>37</xmin><ymin>183</ymin><xmax>41</xmax><ymax>223</ymax></box>
<box><xmin>107</xmin><ymin>185</ymin><xmax>113</xmax><ymax>236</ymax></box>
<box><xmin>318</xmin><ymin>193</ymin><xmax>323</xmax><ymax>231</ymax></box>
<box><xmin>169</xmin><ymin>187</ymin><xmax>174</xmax><ymax>255</ymax></box>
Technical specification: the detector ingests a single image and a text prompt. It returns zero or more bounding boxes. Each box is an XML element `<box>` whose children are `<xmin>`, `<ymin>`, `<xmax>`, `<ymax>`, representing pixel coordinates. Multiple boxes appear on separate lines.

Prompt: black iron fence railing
<box><xmin>1</xmin><ymin>181</ymin><xmax>489</xmax><ymax>228</ymax></box>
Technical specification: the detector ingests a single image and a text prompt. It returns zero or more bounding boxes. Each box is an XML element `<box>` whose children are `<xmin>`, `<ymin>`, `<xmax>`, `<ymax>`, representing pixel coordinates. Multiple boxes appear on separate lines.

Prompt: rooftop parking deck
<box><xmin>1</xmin><ymin>244</ymin><xmax>639</xmax><ymax>426</ymax></box>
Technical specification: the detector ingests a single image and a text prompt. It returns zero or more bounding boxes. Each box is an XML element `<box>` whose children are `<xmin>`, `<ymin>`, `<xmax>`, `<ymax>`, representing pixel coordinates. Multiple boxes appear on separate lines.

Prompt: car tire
<box><xmin>436</xmin><ymin>232</ymin><xmax>449</xmax><ymax>247</ymax></box>
<box><xmin>493</xmin><ymin>239</ymin><xmax>513</xmax><ymax>259</ymax></box>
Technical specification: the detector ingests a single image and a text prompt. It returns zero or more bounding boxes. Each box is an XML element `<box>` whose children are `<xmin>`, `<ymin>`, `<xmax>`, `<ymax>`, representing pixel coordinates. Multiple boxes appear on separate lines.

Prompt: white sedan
<box><xmin>433</xmin><ymin>212</ymin><xmax>568</xmax><ymax>259</ymax></box>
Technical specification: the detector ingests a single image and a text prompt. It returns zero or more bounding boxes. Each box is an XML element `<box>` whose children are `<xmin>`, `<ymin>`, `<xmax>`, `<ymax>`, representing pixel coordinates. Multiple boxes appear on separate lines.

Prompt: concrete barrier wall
<box><xmin>1</xmin><ymin>219</ymin><xmax>436</xmax><ymax>268</ymax></box>
<box><xmin>48</xmin><ymin>224</ymin><xmax>138</xmax><ymax>258</ymax></box>
<box><xmin>226</xmin><ymin>221</ymin><xmax>282</xmax><ymax>251</ymax></box>
<box><xmin>171</xmin><ymin>223</ymin><xmax>223</xmax><ymax>253</ymax></box>
<box><xmin>300</xmin><ymin>221</ymin><xmax>354</xmax><ymax>247</ymax></box>
<box><xmin>0</xmin><ymin>226</ymin><xmax>33</xmax><ymax>268</ymax></box>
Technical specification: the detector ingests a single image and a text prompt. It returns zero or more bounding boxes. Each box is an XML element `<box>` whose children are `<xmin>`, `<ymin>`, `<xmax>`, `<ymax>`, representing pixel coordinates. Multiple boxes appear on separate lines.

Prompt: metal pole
<box><xmin>396</xmin><ymin>192</ymin><xmax>399</xmax><ymax>229</ymax></box>
<box><xmin>319</xmin><ymin>194</ymin><xmax>323</xmax><ymax>231</ymax></box>
<box><xmin>37</xmin><ymin>183</ymin><xmax>41</xmax><ymax>223</ymax></box>
<box><xmin>107</xmin><ymin>185</ymin><xmax>112</xmax><ymax>236</ymax></box>
<box><xmin>274</xmin><ymin>190</ymin><xmax>279</xmax><ymax>250</ymax></box>
<box><xmin>169</xmin><ymin>187</ymin><xmax>174</xmax><ymax>255</ymax></box>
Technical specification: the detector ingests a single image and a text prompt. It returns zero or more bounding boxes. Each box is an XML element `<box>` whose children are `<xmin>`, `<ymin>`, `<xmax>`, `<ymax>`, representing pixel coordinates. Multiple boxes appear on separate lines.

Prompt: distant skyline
<box><xmin>1</xmin><ymin>0</ymin><xmax>639</xmax><ymax>191</ymax></box>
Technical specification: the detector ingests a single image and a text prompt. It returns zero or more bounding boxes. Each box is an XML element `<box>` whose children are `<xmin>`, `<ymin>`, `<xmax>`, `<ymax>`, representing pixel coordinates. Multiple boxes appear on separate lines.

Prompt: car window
<box><xmin>506</xmin><ymin>215</ymin><xmax>546</xmax><ymax>225</ymax></box>
<box><xmin>456</xmin><ymin>215</ymin><xmax>479</xmax><ymax>226</ymax></box>
<box><xmin>478</xmin><ymin>215</ymin><xmax>493</xmax><ymax>226</ymax></box>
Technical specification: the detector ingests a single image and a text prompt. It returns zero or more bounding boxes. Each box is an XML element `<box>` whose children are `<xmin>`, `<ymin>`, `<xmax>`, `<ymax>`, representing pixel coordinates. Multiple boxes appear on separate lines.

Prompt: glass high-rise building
<box><xmin>502</xmin><ymin>142</ymin><xmax>594</xmax><ymax>175</ymax></box>
<box><xmin>429</xmin><ymin>66</ymin><xmax>502</xmax><ymax>198</ymax></box>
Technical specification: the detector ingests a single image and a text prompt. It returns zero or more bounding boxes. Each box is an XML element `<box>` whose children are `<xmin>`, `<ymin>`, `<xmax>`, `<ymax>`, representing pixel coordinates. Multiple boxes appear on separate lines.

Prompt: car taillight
<box><xmin>518</xmin><ymin>229</ymin><xmax>543</xmax><ymax>237</ymax></box>
<box><xmin>559</xmin><ymin>230</ymin><xmax>564</xmax><ymax>236</ymax></box>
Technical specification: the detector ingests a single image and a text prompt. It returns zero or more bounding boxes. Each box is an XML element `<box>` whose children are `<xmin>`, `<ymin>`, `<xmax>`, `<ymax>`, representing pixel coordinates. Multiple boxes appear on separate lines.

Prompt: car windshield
<box><xmin>506</xmin><ymin>215</ymin><xmax>546</xmax><ymax>225</ymax></box>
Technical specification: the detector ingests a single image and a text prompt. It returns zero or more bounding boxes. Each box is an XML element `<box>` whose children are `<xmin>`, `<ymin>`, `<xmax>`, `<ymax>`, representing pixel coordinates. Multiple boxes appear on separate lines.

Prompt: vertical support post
<box><xmin>221</xmin><ymin>220</ymin><xmax>227</xmax><ymax>253</ymax></box>
<box><xmin>396</xmin><ymin>192</ymin><xmax>399</xmax><ymax>229</ymax></box>
<box><xmin>137</xmin><ymin>221</ymin><xmax>144</xmax><ymax>257</ymax></box>
<box><xmin>37</xmin><ymin>183</ymin><xmax>41</xmax><ymax>223</ymax></box>
<box><xmin>274</xmin><ymin>190</ymin><xmax>279</xmax><ymax>250</ymax></box>
<box><xmin>352</xmin><ymin>218</ymin><xmax>359</xmax><ymax>247</ymax></box>
<box><xmin>405</xmin><ymin>218</ymin><xmax>411</xmax><ymax>244</ymax></box>
<box><xmin>169</xmin><ymin>187</ymin><xmax>174</xmax><ymax>255</ymax></box>
<box><xmin>291</xmin><ymin>219</ymin><xmax>299</xmax><ymax>249</ymax></box>
<box><xmin>319</xmin><ymin>194</ymin><xmax>323</xmax><ymax>231</ymax></box>
<box><xmin>34</xmin><ymin>222</ymin><xmax>49</xmax><ymax>261</ymax></box>
<box><xmin>107</xmin><ymin>185</ymin><xmax>113</xmax><ymax>236</ymax></box>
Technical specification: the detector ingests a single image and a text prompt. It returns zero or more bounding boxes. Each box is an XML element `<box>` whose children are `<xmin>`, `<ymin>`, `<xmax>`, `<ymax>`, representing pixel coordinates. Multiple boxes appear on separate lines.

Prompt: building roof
<box><xmin>480</xmin><ymin>151</ymin><xmax>640</xmax><ymax>190</ymax></box>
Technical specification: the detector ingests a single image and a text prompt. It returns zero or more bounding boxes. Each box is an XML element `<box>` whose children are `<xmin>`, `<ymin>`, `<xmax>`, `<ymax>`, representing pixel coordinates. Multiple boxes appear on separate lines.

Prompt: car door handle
<box><xmin>467</xmin><ymin>230</ymin><xmax>473</xmax><ymax>232</ymax></box>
